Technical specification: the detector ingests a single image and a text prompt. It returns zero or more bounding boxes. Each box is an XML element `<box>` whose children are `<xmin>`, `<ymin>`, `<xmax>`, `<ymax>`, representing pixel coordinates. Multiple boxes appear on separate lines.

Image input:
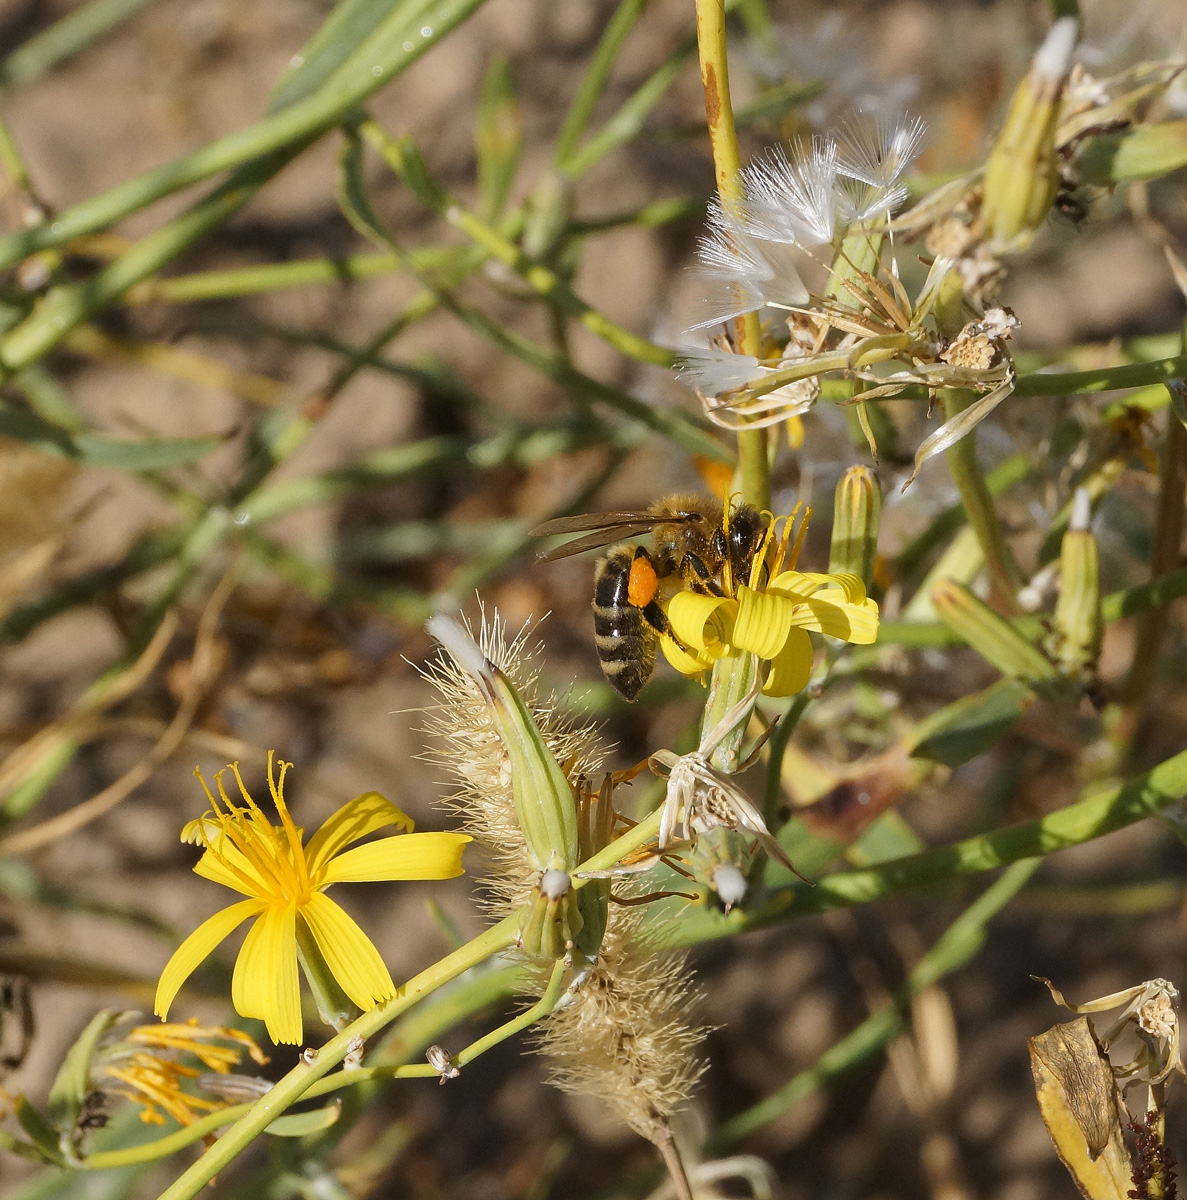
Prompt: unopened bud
<box><xmin>518</xmin><ymin>870</ymin><xmax>584</xmax><ymax>960</ymax></box>
<box><xmin>1050</xmin><ymin>489</ymin><xmax>1101</xmax><ymax>680</ymax></box>
<box><xmin>932</xmin><ymin>579</ymin><xmax>1058</xmax><ymax>683</ymax></box>
<box><xmin>427</xmin><ymin>616</ymin><xmax>578</xmax><ymax>875</ymax></box>
<box><xmin>829</xmin><ymin>466</ymin><xmax>882</xmax><ymax>588</ymax></box>
<box><xmin>982</xmin><ymin>17</ymin><xmax>1078</xmax><ymax>251</ymax></box>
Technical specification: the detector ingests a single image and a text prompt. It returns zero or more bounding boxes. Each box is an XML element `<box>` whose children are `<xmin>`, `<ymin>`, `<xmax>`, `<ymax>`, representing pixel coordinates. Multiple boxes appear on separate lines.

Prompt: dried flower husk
<box><xmin>535</xmin><ymin>886</ymin><xmax>705</xmax><ymax>1147</ymax></box>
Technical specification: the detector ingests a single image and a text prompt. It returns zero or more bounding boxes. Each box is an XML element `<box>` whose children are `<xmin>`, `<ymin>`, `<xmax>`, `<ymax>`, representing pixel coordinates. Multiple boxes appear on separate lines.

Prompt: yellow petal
<box><xmin>732</xmin><ymin>585</ymin><xmax>795</xmax><ymax>659</ymax></box>
<box><xmin>771</xmin><ymin>569</ymin><xmax>868</xmax><ymax>603</ymax></box>
<box><xmin>763</xmin><ymin>627</ymin><xmax>814</xmax><ymax>696</ymax></box>
<box><xmin>231</xmin><ymin>903</ymin><xmax>302</xmax><ymax>1045</ymax></box>
<box><xmin>300</xmin><ymin>892</ymin><xmax>395</xmax><ymax>1011</ymax></box>
<box><xmin>659</xmin><ymin>634</ymin><xmax>715</xmax><ymax>678</ymax></box>
<box><xmin>319</xmin><ymin>831</ymin><xmax>471</xmax><ymax>884</ymax></box>
<box><xmin>154</xmin><ymin>899</ymin><xmax>265</xmax><ymax>1021</ymax></box>
<box><xmin>792</xmin><ymin>595</ymin><xmax>880</xmax><ymax>644</ymax></box>
<box><xmin>666</xmin><ymin>592</ymin><xmax>737</xmax><ymax>658</ymax></box>
<box><xmin>193</xmin><ymin>840</ymin><xmax>268</xmax><ymax>897</ymax></box>
<box><xmin>305</xmin><ymin>792</ymin><xmax>415</xmax><ymax>879</ymax></box>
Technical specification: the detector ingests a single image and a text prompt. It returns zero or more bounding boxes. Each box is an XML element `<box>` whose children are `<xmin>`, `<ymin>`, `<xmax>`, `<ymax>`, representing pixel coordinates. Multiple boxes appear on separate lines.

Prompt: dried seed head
<box><xmin>420</xmin><ymin>609</ymin><xmax>602</xmax><ymax>915</ymax></box>
<box><xmin>535</xmin><ymin>895</ymin><xmax>705</xmax><ymax>1145</ymax></box>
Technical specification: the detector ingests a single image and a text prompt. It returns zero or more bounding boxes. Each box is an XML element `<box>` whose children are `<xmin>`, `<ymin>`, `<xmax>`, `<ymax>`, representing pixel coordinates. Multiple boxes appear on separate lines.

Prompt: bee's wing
<box><xmin>530</xmin><ymin>511</ymin><xmax>662</xmax><ymax>537</ymax></box>
<box><xmin>532</xmin><ymin>509</ymin><xmax>707</xmax><ymax>562</ymax></box>
<box><xmin>534</xmin><ymin>524</ymin><xmax>657</xmax><ymax>561</ymax></box>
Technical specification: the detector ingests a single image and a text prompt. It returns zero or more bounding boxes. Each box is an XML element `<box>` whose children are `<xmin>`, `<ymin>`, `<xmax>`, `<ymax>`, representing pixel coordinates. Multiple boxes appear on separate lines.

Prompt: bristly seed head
<box><xmin>419</xmin><ymin>607</ymin><xmax>602</xmax><ymax>915</ymax></box>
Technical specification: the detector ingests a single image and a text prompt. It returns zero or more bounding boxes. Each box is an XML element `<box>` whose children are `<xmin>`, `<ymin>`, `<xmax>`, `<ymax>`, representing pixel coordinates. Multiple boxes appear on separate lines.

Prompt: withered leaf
<box><xmin>1029</xmin><ymin>1017</ymin><xmax>1133</xmax><ymax>1200</ymax></box>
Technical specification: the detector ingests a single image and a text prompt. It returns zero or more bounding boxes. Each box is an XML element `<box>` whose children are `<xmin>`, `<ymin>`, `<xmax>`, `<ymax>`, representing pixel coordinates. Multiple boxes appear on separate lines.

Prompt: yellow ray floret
<box><xmin>155</xmin><ymin>752</ymin><xmax>470</xmax><ymax>1045</ymax></box>
<box><xmin>661</xmin><ymin>569</ymin><xmax>879</xmax><ymax>697</ymax></box>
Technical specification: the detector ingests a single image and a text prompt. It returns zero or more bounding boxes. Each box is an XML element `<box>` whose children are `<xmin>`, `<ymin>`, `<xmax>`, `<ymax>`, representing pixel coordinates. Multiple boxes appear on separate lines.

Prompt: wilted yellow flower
<box><xmin>154</xmin><ymin>752</ymin><xmax>470</xmax><ymax>1045</ymax></box>
<box><xmin>97</xmin><ymin>1020</ymin><xmax>268</xmax><ymax>1127</ymax></box>
<box><xmin>659</xmin><ymin>509</ymin><xmax>878</xmax><ymax>696</ymax></box>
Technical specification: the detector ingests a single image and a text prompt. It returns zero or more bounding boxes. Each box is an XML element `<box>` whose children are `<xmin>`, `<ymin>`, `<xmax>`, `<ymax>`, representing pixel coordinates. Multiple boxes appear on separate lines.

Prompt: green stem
<box><xmin>0</xmin><ymin>144</ymin><xmax>307</xmax><ymax>373</ymax></box>
<box><xmin>553</xmin><ymin>0</ymin><xmax>648</xmax><ymax>168</ymax></box>
<box><xmin>0</xmin><ymin>0</ymin><xmax>490</xmax><ymax>271</ymax></box>
<box><xmin>701</xmin><ymin>652</ymin><xmax>759</xmax><ymax>774</ymax></box>
<box><xmin>1123</xmin><ymin>412</ymin><xmax>1187</xmax><ymax>708</ymax></box>
<box><xmin>0</xmin><ymin>0</ymin><xmax>161</xmax><ymax>88</ymax></box>
<box><xmin>710</xmin><ymin>857</ymin><xmax>1041</xmax><ymax>1145</ymax></box>
<box><xmin>894</xmin><ymin>452</ymin><xmax>1032</xmax><ymax>581</ymax></box>
<box><xmin>454</xmin><ymin>959</ymin><xmax>565</xmax><ymax>1068</ymax></box>
<box><xmin>693</xmin><ymin>0</ymin><xmax>768</xmax><ymax>509</ymax></box>
<box><xmin>358</xmin><ymin>120</ymin><xmax>674</xmax><ymax>368</ymax></box>
<box><xmin>941</xmin><ymin>390</ymin><xmax>1025</xmax><ymax>611</ymax></box>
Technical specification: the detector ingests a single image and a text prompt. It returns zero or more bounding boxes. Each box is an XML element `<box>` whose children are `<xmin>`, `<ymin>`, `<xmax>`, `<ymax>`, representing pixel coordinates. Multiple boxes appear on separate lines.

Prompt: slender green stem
<box><xmin>701</xmin><ymin>652</ymin><xmax>759</xmax><ymax>773</ymax></box>
<box><xmin>710</xmin><ymin>858</ymin><xmax>1041</xmax><ymax>1145</ymax></box>
<box><xmin>940</xmin><ymin>390</ymin><xmax>1025</xmax><ymax>611</ymax></box>
<box><xmin>736</xmin><ymin>353</ymin><xmax>1187</xmax><ymax>412</ymax></box>
<box><xmin>560</xmin><ymin>31</ymin><xmax>697</xmax><ymax>179</ymax></box>
<box><xmin>693</xmin><ymin>0</ymin><xmax>768</xmax><ymax>509</ymax></box>
<box><xmin>126</xmin><ymin>244</ymin><xmax>485</xmax><ymax>304</ymax></box>
<box><xmin>894</xmin><ymin>453</ymin><xmax>1032</xmax><ymax>581</ymax></box>
<box><xmin>454</xmin><ymin>959</ymin><xmax>565</xmax><ymax>1067</ymax></box>
<box><xmin>0</xmin><ymin>0</ymin><xmax>161</xmax><ymax>88</ymax></box>
<box><xmin>358</xmin><ymin>120</ymin><xmax>674</xmax><ymax>368</ymax></box>
<box><xmin>0</xmin><ymin>144</ymin><xmax>307</xmax><ymax>373</ymax></box>
<box><xmin>553</xmin><ymin>0</ymin><xmax>648</xmax><ymax>168</ymax></box>
<box><xmin>337</xmin><ymin>144</ymin><xmax>728</xmax><ymax>463</ymax></box>
<box><xmin>1123</xmin><ymin>412</ymin><xmax>1187</xmax><ymax>708</ymax></box>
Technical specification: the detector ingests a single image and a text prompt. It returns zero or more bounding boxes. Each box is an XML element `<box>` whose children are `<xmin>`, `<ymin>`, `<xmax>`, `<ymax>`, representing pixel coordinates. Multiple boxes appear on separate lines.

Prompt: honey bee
<box><xmin>532</xmin><ymin>495</ymin><xmax>768</xmax><ymax>700</ymax></box>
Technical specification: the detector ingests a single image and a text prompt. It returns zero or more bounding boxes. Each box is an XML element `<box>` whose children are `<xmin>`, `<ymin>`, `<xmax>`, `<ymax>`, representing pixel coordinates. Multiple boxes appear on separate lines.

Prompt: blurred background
<box><xmin>0</xmin><ymin>0</ymin><xmax>1186</xmax><ymax>1196</ymax></box>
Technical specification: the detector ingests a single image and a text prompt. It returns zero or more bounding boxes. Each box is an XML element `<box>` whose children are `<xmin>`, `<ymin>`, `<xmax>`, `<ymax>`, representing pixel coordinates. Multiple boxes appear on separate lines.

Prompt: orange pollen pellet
<box><xmin>627</xmin><ymin>554</ymin><xmax>658</xmax><ymax>607</ymax></box>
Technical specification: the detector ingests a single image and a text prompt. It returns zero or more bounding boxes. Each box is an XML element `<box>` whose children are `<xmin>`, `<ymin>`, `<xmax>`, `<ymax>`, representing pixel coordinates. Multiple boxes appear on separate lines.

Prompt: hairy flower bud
<box><xmin>981</xmin><ymin>17</ymin><xmax>1078</xmax><ymax>250</ymax></box>
<box><xmin>1051</xmin><ymin>489</ymin><xmax>1101</xmax><ymax>680</ymax></box>
<box><xmin>828</xmin><ymin>465</ymin><xmax>882</xmax><ymax>588</ymax></box>
<box><xmin>931</xmin><ymin>579</ymin><xmax>1058</xmax><ymax>683</ymax></box>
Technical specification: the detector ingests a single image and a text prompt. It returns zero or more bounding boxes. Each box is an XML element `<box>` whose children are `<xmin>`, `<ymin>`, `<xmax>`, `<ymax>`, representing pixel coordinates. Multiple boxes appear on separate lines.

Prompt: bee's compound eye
<box><xmin>627</xmin><ymin>552</ymin><xmax>658</xmax><ymax>607</ymax></box>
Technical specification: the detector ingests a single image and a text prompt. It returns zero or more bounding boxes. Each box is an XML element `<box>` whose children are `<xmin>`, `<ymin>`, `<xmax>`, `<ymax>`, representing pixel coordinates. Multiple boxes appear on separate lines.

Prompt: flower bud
<box><xmin>518</xmin><ymin>867</ymin><xmax>584</xmax><ymax>960</ymax></box>
<box><xmin>931</xmin><ymin>579</ymin><xmax>1058</xmax><ymax>683</ymax></box>
<box><xmin>981</xmin><ymin>17</ymin><xmax>1078</xmax><ymax>251</ymax></box>
<box><xmin>828</xmin><ymin>465</ymin><xmax>882</xmax><ymax>589</ymax></box>
<box><xmin>427</xmin><ymin>615</ymin><xmax>578</xmax><ymax>876</ymax></box>
<box><xmin>685</xmin><ymin>825</ymin><xmax>754</xmax><ymax>912</ymax></box>
<box><xmin>1050</xmin><ymin>489</ymin><xmax>1101</xmax><ymax>680</ymax></box>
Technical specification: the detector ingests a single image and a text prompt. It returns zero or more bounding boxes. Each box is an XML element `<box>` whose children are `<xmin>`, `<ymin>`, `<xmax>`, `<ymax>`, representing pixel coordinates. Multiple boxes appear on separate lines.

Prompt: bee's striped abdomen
<box><xmin>592</xmin><ymin>549</ymin><xmax>657</xmax><ymax>701</ymax></box>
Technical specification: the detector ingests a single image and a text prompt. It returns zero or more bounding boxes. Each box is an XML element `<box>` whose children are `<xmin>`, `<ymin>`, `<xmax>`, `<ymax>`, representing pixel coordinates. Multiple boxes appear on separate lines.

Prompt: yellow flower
<box><xmin>660</xmin><ymin>527</ymin><xmax>879</xmax><ymax>698</ymax></box>
<box><xmin>154</xmin><ymin>753</ymin><xmax>471</xmax><ymax>1045</ymax></box>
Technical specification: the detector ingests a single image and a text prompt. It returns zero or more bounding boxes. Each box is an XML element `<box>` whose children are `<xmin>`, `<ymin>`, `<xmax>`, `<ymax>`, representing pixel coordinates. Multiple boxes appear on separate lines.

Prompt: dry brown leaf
<box><xmin>1029</xmin><ymin>1017</ymin><xmax>1133</xmax><ymax>1200</ymax></box>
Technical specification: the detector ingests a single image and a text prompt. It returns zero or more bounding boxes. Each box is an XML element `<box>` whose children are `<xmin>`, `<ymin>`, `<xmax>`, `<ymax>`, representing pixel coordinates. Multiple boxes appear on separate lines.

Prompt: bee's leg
<box><xmin>680</xmin><ymin>551</ymin><xmax>725</xmax><ymax>596</ymax></box>
<box><xmin>641</xmin><ymin>599</ymin><xmax>673</xmax><ymax>637</ymax></box>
